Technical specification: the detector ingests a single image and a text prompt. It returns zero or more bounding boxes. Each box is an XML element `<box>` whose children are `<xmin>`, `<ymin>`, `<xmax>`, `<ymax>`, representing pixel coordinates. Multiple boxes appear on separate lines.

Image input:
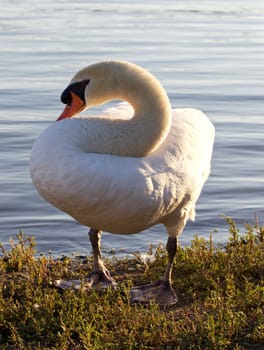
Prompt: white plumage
<box><xmin>31</xmin><ymin>106</ymin><xmax>213</xmax><ymax>235</ymax></box>
<box><xmin>30</xmin><ymin>61</ymin><xmax>214</xmax><ymax>305</ymax></box>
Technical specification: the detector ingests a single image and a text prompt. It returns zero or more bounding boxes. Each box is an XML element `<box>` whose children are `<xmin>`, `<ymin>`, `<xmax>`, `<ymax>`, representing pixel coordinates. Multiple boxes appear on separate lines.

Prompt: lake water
<box><xmin>1</xmin><ymin>0</ymin><xmax>263</xmax><ymax>257</ymax></box>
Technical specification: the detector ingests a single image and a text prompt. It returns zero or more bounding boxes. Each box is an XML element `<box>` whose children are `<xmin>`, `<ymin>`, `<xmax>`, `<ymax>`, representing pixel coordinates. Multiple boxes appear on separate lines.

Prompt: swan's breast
<box><xmin>30</xmin><ymin>121</ymin><xmax>180</xmax><ymax>233</ymax></box>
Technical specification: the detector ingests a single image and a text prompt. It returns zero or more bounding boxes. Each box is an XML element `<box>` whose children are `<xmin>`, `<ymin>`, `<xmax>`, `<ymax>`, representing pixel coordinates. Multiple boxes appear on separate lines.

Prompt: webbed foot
<box><xmin>54</xmin><ymin>270</ymin><xmax>117</xmax><ymax>290</ymax></box>
<box><xmin>86</xmin><ymin>270</ymin><xmax>117</xmax><ymax>289</ymax></box>
<box><xmin>130</xmin><ymin>280</ymin><xmax>178</xmax><ymax>306</ymax></box>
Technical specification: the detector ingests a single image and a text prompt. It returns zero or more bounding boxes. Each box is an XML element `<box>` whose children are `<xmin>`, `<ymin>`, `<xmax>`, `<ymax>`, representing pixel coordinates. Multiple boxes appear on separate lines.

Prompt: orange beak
<box><xmin>57</xmin><ymin>92</ymin><xmax>86</xmax><ymax>121</ymax></box>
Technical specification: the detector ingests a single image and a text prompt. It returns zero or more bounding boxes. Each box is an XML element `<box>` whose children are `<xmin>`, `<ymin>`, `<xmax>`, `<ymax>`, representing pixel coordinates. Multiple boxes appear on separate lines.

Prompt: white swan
<box><xmin>30</xmin><ymin>60</ymin><xmax>215</xmax><ymax>305</ymax></box>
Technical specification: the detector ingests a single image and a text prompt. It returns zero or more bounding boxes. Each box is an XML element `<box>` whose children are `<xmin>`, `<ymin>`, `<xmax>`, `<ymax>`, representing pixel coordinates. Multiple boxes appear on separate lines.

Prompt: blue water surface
<box><xmin>0</xmin><ymin>0</ymin><xmax>263</xmax><ymax>256</ymax></box>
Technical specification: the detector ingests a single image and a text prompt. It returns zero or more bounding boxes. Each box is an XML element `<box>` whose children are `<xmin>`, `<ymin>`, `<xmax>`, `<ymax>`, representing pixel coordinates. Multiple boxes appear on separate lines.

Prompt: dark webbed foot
<box><xmin>87</xmin><ymin>269</ymin><xmax>117</xmax><ymax>289</ymax></box>
<box><xmin>130</xmin><ymin>280</ymin><xmax>178</xmax><ymax>306</ymax></box>
<box><xmin>54</xmin><ymin>229</ymin><xmax>117</xmax><ymax>291</ymax></box>
<box><xmin>130</xmin><ymin>236</ymin><xmax>179</xmax><ymax>306</ymax></box>
<box><xmin>54</xmin><ymin>270</ymin><xmax>117</xmax><ymax>290</ymax></box>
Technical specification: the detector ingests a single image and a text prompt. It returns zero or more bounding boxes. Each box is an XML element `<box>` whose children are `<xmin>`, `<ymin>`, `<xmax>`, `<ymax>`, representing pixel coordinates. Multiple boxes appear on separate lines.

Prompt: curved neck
<box><xmin>120</xmin><ymin>83</ymin><xmax>172</xmax><ymax>157</ymax></box>
<box><xmin>79</xmin><ymin>62</ymin><xmax>172</xmax><ymax>157</ymax></box>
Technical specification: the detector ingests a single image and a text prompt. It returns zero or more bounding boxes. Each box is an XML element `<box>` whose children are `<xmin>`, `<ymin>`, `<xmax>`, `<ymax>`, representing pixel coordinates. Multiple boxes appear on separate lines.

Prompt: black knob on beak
<box><xmin>60</xmin><ymin>80</ymin><xmax>90</xmax><ymax>105</ymax></box>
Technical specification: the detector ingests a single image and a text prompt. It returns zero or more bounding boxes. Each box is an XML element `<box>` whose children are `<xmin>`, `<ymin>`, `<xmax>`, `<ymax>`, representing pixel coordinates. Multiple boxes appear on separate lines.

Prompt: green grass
<box><xmin>0</xmin><ymin>218</ymin><xmax>263</xmax><ymax>349</ymax></box>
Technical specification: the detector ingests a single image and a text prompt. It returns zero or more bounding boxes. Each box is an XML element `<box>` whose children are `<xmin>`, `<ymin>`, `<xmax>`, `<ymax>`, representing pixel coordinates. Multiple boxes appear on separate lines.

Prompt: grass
<box><xmin>0</xmin><ymin>217</ymin><xmax>263</xmax><ymax>349</ymax></box>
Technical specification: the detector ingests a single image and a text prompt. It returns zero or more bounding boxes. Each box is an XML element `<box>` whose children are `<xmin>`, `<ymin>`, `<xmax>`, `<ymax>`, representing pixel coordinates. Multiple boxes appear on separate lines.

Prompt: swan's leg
<box><xmin>164</xmin><ymin>236</ymin><xmax>178</xmax><ymax>286</ymax></box>
<box><xmin>130</xmin><ymin>236</ymin><xmax>178</xmax><ymax>306</ymax></box>
<box><xmin>54</xmin><ymin>229</ymin><xmax>116</xmax><ymax>290</ymax></box>
<box><xmin>87</xmin><ymin>228</ymin><xmax>117</xmax><ymax>289</ymax></box>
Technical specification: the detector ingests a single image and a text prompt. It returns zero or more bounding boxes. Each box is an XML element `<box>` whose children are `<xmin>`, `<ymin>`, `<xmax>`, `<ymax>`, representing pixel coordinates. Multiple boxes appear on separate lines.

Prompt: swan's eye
<box><xmin>61</xmin><ymin>80</ymin><xmax>90</xmax><ymax>105</ymax></box>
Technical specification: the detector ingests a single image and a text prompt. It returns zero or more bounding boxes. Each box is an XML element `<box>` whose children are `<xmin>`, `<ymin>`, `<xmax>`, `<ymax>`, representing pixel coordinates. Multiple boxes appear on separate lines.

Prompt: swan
<box><xmin>30</xmin><ymin>60</ymin><xmax>215</xmax><ymax>306</ymax></box>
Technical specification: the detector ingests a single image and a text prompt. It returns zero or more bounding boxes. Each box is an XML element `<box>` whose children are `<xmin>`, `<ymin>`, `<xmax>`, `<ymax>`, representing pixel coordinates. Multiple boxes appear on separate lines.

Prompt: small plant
<box><xmin>0</xmin><ymin>219</ymin><xmax>263</xmax><ymax>349</ymax></box>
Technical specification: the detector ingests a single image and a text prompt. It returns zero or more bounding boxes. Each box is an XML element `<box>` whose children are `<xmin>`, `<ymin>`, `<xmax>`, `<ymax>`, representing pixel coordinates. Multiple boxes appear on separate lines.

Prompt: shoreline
<box><xmin>0</xmin><ymin>218</ymin><xmax>263</xmax><ymax>349</ymax></box>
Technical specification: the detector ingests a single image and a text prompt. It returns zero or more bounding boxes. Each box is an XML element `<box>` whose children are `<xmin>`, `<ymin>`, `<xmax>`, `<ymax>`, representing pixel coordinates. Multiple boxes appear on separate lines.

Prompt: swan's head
<box><xmin>57</xmin><ymin>60</ymin><xmax>168</xmax><ymax>121</ymax></box>
<box><xmin>57</xmin><ymin>62</ymin><xmax>112</xmax><ymax>121</ymax></box>
<box><xmin>57</xmin><ymin>61</ymin><xmax>139</xmax><ymax>121</ymax></box>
